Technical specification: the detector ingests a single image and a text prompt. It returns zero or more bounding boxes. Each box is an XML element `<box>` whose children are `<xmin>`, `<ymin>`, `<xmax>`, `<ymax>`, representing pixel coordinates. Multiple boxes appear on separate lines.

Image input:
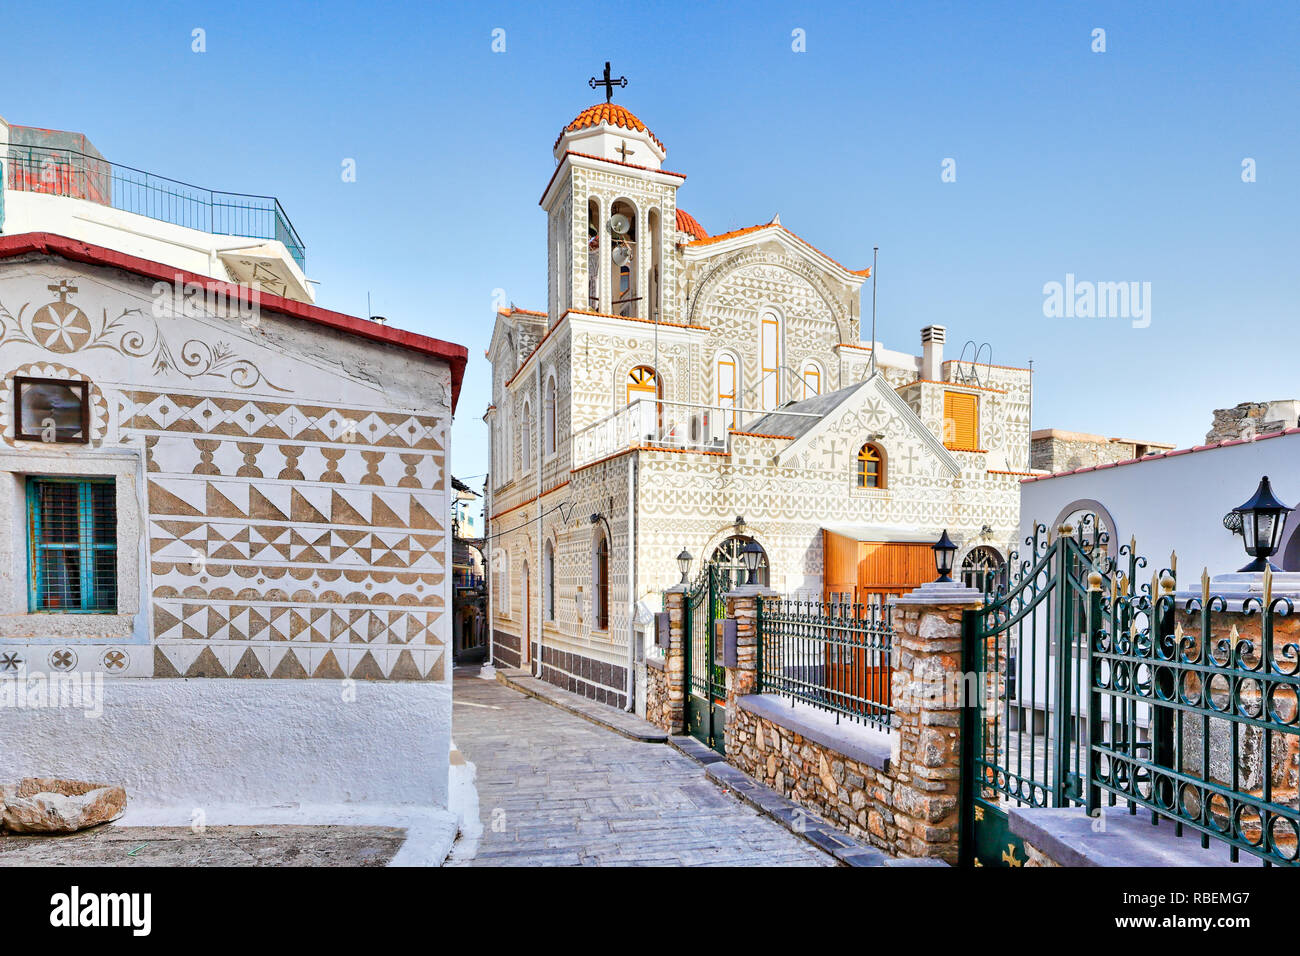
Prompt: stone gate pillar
<box><xmin>723</xmin><ymin>584</ymin><xmax>778</xmax><ymax>751</ymax></box>
<box><xmin>891</xmin><ymin>581</ymin><xmax>983</xmax><ymax>863</ymax></box>
<box><xmin>655</xmin><ymin>585</ymin><xmax>688</xmax><ymax>735</ymax></box>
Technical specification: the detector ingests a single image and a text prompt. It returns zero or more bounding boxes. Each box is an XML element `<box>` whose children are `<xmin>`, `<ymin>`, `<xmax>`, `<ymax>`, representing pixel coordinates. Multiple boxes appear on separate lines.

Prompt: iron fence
<box><xmin>1085</xmin><ymin>568</ymin><xmax>1300</xmax><ymax>866</ymax></box>
<box><xmin>758</xmin><ymin>599</ymin><xmax>894</xmax><ymax>732</ymax></box>
<box><xmin>3</xmin><ymin>146</ymin><xmax>306</xmax><ymax>269</ymax></box>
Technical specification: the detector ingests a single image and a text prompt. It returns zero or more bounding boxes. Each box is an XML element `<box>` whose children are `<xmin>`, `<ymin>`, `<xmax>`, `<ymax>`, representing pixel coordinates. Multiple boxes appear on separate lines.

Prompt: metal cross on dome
<box><xmin>589</xmin><ymin>61</ymin><xmax>627</xmax><ymax>103</ymax></box>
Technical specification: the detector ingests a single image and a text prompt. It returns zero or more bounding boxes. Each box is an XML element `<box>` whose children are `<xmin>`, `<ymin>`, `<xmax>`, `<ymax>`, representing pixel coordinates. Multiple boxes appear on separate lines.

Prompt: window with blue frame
<box><xmin>27</xmin><ymin>477</ymin><xmax>117</xmax><ymax>613</ymax></box>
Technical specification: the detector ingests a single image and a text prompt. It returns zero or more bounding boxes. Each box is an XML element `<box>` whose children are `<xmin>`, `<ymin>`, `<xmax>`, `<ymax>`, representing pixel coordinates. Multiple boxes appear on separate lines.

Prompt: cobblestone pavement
<box><xmin>451</xmin><ymin>674</ymin><xmax>835</xmax><ymax>866</ymax></box>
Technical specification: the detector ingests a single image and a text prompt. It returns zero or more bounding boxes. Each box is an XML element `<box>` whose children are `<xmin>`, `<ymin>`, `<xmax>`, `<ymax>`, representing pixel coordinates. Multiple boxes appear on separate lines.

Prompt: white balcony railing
<box><xmin>572</xmin><ymin>398</ymin><xmax>819</xmax><ymax>469</ymax></box>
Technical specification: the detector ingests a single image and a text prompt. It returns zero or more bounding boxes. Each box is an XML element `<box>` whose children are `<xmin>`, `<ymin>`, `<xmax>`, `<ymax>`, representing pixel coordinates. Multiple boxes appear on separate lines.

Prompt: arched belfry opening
<box><xmin>587</xmin><ymin>198</ymin><xmax>601</xmax><ymax>311</ymax></box>
<box><xmin>610</xmin><ymin>199</ymin><xmax>638</xmax><ymax>317</ymax></box>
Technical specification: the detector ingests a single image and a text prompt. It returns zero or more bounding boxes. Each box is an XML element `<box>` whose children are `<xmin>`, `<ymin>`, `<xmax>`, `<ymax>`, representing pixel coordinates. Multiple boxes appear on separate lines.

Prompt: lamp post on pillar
<box><xmin>932</xmin><ymin>529</ymin><xmax>957</xmax><ymax>583</ymax></box>
<box><xmin>740</xmin><ymin>539</ymin><xmax>764</xmax><ymax>586</ymax></box>
<box><xmin>1231</xmin><ymin>476</ymin><xmax>1293</xmax><ymax>573</ymax></box>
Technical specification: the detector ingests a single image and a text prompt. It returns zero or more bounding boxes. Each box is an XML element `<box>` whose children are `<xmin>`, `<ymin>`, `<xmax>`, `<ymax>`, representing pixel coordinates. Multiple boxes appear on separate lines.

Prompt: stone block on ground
<box><xmin>1</xmin><ymin>777</ymin><xmax>127</xmax><ymax>834</ymax></box>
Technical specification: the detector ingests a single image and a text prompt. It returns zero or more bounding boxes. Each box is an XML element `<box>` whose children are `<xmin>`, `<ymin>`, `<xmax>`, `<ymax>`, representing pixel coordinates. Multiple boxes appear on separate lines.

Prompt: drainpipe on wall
<box><xmin>535</xmin><ymin>362</ymin><xmax>544</xmax><ymax>680</ymax></box>
<box><xmin>484</xmin><ymin>472</ymin><xmax>493</xmax><ymax>667</ymax></box>
<box><xmin>625</xmin><ymin>452</ymin><xmax>637</xmax><ymax>712</ymax></box>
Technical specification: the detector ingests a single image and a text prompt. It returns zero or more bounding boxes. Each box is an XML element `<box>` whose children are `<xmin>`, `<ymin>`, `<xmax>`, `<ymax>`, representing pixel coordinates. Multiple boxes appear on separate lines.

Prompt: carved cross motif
<box><xmin>616</xmin><ymin>139</ymin><xmax>635</xmax><ymax>161</ymax></box>
<box><xmin>47</xmin><ymin>279</ymin><xmax>78</xmax><ymax>301</ymax></box>
<box><xmin>0</xmin><ymin>653</ymin><xmax>22</xmax><ymax>671</ymax></box>
<box><xmin>899</xmin><ymin>445</ymin><xmax>919</xmax><ymax>473</ymax></box>
<box><xmin>821</xmin><ymin>438</ymin><xmax>844</xmax><ymax>470</ymax></box>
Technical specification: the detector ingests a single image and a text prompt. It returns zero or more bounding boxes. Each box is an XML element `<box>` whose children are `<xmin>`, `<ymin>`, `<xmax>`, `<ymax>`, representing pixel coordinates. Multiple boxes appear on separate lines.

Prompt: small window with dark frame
<box><xmin>27</xmin><ymin>477</ymin><xmax>117</xmax><ymax>613</ymax></box>
<box><xmin>15</xmin><ymin>377</ymin><xmax>90</xmax><ymax>443</ymax></box>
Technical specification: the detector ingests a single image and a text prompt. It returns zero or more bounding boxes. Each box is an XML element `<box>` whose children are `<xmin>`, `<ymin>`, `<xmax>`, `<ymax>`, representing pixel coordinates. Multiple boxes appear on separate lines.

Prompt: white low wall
<box><xmin>0</xmin><ymin>678</ymin><xmax>450</xmax><ymax>809</ymax></box>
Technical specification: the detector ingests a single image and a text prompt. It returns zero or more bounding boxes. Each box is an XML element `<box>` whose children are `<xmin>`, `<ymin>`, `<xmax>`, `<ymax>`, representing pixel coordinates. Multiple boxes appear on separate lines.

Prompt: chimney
<box><xmin>921</xmin><ymin>325</ymin><xmax>945</xmax><ymax>381</ymax></box>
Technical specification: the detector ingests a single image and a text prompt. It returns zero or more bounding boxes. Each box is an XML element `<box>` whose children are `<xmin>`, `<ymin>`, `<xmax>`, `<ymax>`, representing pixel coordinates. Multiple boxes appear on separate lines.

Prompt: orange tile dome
<box><xmin>675</xmin><ymin>209</ymin><xmax>708</xmax><ymax>240</ymax></box>
<box><xmin>555</xmin><ymin>103</ymin><xmax>664</xmax><ymax>152</ymax></box>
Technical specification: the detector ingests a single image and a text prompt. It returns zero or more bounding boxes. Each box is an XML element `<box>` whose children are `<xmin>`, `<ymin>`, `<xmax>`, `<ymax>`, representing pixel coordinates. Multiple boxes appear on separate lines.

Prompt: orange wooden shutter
<box><xmin>944</xmin><ymin>391</ymin><xmax>978</xmax><ymax>450</ymax></box>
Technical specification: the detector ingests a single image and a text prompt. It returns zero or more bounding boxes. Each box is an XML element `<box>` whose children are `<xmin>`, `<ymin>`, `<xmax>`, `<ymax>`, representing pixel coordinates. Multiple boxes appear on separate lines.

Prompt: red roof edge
<box><xmin>0</xmin><ymin>233</ymin><xmax>469</xmax><ymax>413</ymax></box>
<box><xmin>1019</xmin><ymin>426</ymin><xmax>1300</xmax><ymax>484</ymax></box>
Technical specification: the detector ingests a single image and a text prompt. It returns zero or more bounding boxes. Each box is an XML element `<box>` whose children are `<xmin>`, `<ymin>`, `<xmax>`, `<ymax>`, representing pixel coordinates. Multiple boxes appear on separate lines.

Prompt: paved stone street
<box><xmin>451</xmin><ymin>673</ymin><xmax>835</xmax><ymax>866</ymax></box>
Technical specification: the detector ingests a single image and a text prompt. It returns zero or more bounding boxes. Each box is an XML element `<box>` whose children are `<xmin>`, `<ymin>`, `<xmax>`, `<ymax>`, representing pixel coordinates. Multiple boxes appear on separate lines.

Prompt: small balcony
<box><xmin>1</xmin><ymin>144</ymin><xmax>305</xmax><ymax>270</ymax></box>
<box><xmin>571</xmin><ymin>397</ymin><xmax>820</xmax><ymax>469</ymax></box>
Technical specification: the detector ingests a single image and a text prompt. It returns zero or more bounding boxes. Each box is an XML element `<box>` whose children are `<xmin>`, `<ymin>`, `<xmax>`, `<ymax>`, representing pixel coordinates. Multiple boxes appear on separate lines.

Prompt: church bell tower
<box><xmin>541</xmin><ymin>63</ymin><xmax>682</xmax><ymax>325</ymax></box>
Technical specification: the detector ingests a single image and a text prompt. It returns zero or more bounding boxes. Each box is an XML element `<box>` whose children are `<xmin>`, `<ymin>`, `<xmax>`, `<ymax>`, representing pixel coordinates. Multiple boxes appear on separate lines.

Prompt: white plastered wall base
<box><xmin>0</xmin><ymin>678</ymin><xmax>451</xmax><ymax>809</ymax></box>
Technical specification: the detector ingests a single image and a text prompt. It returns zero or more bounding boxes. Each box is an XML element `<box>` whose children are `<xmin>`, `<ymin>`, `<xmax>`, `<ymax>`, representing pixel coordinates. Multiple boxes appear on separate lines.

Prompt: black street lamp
<box><xmin>1232</xmin><ymin>476</ymin><xmax>1293</xmax><ymax>573</ymax></box>
<box><xmin>740</xmin><ymin>539</ymin><xmax>764</xmax><ymax>585</ymax></box>
<box><xmin>676</xmin><ymin>548</ymin><xmax>693</xmax><ymax>584</ymax></box>
<box><xmin>932</xmin><ymin>529</ymin><xmax>957</xmax><ymax>583</ymax></box>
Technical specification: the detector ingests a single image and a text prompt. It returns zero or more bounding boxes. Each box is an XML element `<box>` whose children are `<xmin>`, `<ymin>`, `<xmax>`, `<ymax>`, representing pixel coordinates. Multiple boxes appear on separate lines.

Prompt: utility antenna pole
<box><xmin>869</xmin><ymin>246</ymin><xmax>879</xmax><ymax>376</ymax></box>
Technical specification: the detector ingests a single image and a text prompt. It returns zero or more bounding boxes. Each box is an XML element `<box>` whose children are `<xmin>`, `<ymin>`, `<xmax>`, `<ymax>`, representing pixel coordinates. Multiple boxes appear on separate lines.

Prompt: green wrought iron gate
<box><xmin>685</xmin><ymin>564</ymin><xmax>730</xmax><ymax>754</ymax></box>
<box><xmin>960</xmin><ymin>519</ymin><xmax>1117</xmax><ymax>867</ymax></box>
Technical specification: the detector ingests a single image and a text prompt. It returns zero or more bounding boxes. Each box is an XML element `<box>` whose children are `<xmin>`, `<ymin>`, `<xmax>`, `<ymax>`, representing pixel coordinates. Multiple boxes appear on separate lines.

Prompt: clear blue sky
<box><xmin>6</xmin><ymin>0</ymin><xmax>1298</xmax><ymax>495</ymax></box>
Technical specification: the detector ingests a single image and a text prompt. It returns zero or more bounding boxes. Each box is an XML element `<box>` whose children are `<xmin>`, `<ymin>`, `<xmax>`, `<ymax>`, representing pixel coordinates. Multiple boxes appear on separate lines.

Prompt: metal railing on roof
<box><xmin>2</xmin><ymin>145</ymin><xmax>306</xmax><ymax>269</ymax></box>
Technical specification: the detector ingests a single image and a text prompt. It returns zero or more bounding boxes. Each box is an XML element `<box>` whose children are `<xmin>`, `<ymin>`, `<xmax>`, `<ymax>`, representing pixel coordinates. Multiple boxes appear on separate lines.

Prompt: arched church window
<box><xmin>760</xmin><ymin>309</ymin><xmax>781</xmax><ymax>409</ymax></box>
<box><xmin>610</xmin><ymin>199</ymin><xmax>638</xmax><ymax>318</ymax></box>
<box><xmin>716</xmin><ymin>351</ymin><xmax>739</xmax><ymax>429</ymax></box>
<box><xmin>627</xmin><ymin>365</ymin><xmax>660</xmax><ymax>439</ymax></box>
<box><xmin>649</xmin><ymin>208</ymin><xmax>661</xmax><ymax>322</ymax></box>
<box><xmin>520</xmin><ymin>401</ymin><xmax>532</xmax><ymax>472</ymax></box>
<box><xmin>857</xmin><ymin>443</ymin><xmax>885</xmax><ymax>489</ymax></box>
<box><xmin>544</xmin><ymin>375</ymin><xmax>557</xmax><ymax>456</ymax></box>
<box><xmin>627</xmin><ymin>365</ymin><xmax>659</xmax><ymax>404</ymax></box>
<box><xmin>593</xmin><ymin>530</ymin><xmax>610</xmax><ymax>631</ymax></box>
<box><xmin>802</xmin><ymin>360</ymin><xmax>823</xmax><ymax>399</ymax></box>
<box><xmin>544</xmin><ymin>539</ymin><xmax>556</xmax><ymax>621</ymax></box>
<box><xmin>708</xmin><ymin>535</ymin><xmax>769</xmax><ymax>588</ymax></box>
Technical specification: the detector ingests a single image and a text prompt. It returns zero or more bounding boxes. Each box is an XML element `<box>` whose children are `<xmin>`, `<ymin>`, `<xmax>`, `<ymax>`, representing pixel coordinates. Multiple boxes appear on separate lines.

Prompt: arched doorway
<box><xmin>708</xmin><ymin>535</ymin><xmax>769</xmax><ymax>588</ymax></box>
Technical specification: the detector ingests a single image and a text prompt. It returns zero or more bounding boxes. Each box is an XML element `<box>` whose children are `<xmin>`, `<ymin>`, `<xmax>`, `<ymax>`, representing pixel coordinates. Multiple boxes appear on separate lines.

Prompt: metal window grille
<box><xmin>27</xmin><ymin>478</ymin><xmax>117</xmax><ymax>613</ymax></box>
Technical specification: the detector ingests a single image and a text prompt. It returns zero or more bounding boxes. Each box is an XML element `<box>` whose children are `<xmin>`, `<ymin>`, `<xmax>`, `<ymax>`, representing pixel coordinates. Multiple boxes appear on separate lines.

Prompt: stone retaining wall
<box><xmin>728</xmin><ymin>705</ymin><xmax>901</xmax><ymax>852</ymax></box>
<box><xmin>644</xmin><ymin>657</ymin><xmax>672</xmax><ymax>732</ymax></box>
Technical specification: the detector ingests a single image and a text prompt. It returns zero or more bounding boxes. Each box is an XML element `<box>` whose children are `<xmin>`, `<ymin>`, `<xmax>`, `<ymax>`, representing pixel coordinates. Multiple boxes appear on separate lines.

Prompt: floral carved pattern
<box><xmin>0</xmin><ymin>280</ymin><xmax>290</xmax><ymax>392</ymax></box>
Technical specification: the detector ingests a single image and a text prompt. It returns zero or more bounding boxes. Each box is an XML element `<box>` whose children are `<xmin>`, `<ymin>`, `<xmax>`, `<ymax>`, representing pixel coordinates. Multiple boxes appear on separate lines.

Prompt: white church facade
<box><xmin>485</xmin><ymin>90</ymin><xmax>1032</xmax><ymax>711</ymax></box>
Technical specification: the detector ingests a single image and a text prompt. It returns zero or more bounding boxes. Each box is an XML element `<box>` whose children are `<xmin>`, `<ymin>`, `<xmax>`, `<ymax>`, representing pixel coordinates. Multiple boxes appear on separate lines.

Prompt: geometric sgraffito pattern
<box><xmin>0</xmin><ymin>266</ymin><xmax>453</xmax><ymax>683</ymax></box>
<box><xmin>134</xmin><ymin>392</ymin><xmax>450</xmax><ymax>681</ymax></box>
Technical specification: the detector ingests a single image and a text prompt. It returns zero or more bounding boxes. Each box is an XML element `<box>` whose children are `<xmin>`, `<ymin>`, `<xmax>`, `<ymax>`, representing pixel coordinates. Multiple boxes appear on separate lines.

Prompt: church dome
<box><xmin>675</xmin><ymin>208</ymin><xmax>708</xmax><ymax>240</ymax></box>
<box><xmin>555</xmin><ymin>103</ymin><xmax>664</xmax><ymax>153</ymax></box>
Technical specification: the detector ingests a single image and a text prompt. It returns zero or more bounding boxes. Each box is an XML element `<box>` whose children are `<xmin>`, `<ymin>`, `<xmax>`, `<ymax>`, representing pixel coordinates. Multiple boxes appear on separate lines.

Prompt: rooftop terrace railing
<box><xmin>2</xmin><ymin>145</ymin><xmax>306</xmax><ymax>269</ymax></box>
